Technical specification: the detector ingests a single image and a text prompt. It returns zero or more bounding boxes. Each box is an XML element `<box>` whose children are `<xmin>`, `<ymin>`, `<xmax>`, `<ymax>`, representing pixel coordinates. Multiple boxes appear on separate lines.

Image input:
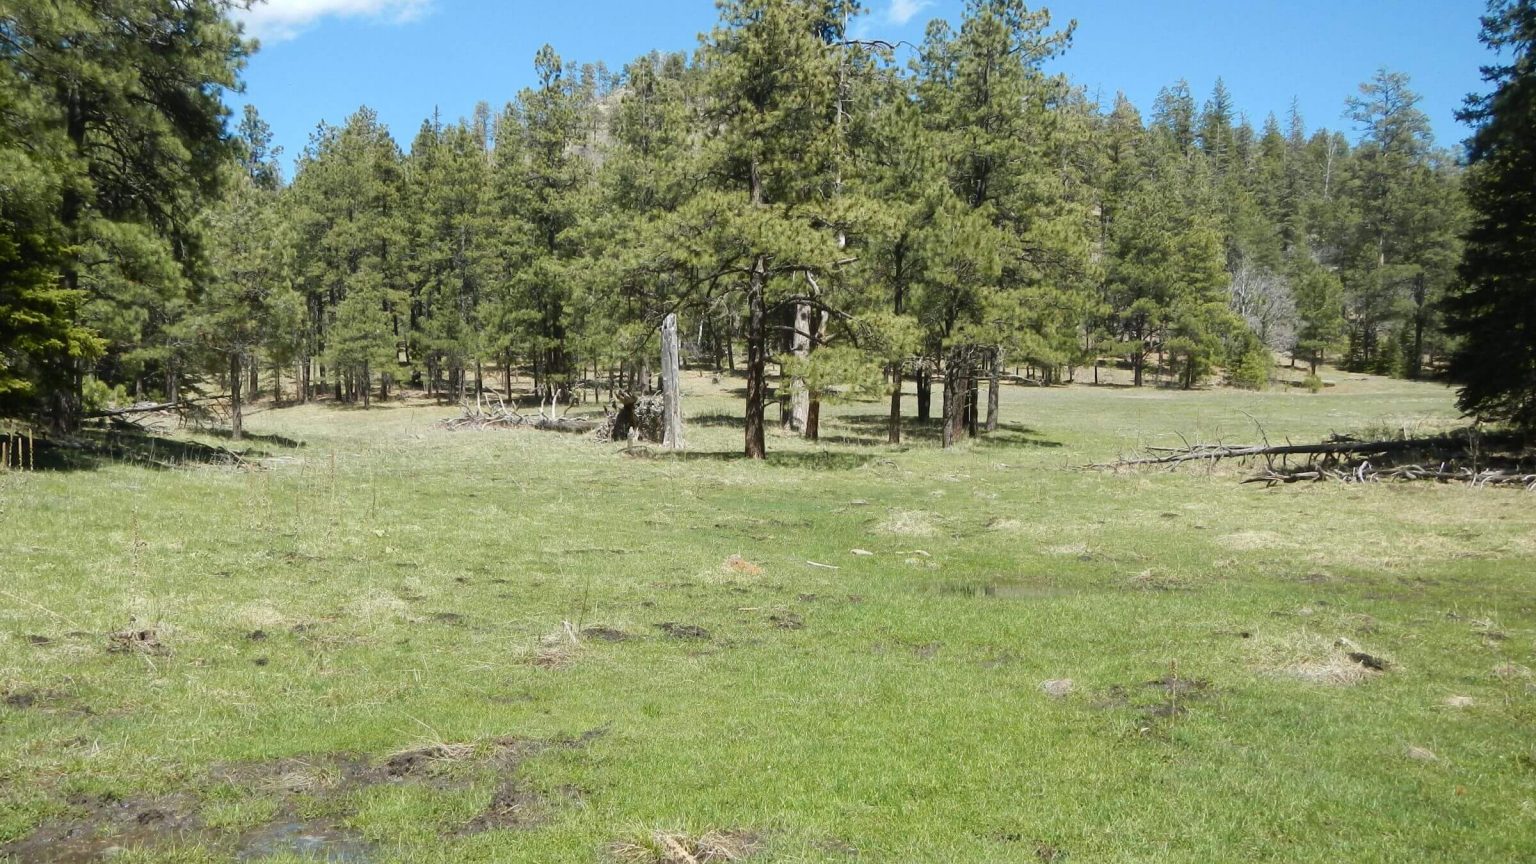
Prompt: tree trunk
<box><xmin>361</xmin><ymin>363</ymin><xmax>371</xmax><ymax>409</ymax></box>
<box><xmin>888</xmin><ymin>365</ymin><xmax>902</xmax><ymax>444</ymax></box>
<box><xmin>942</xmin><ymin>351</ymin><xmax>969</xmax><ymax>449</ymax></box>
<box><xmin>1411</xmin><ymin>274</ymin><xmax>1427</xmax><ymax>379</ymax></box>
<box><xmin>986</xmin><ymin>348</ymin><xmax>1001</xmax><ymax>432</ymax></box>
<box><xmin>661</xmin><ymin>313</ymin><xmax>685</xmax><ymax>449</ymax></box>
<box><xmin>966</xmin><ymin>371</ymin><xmax>979</xmax><ymax>437</ymax></box>
<box><xmin>229</xmin><ymin>353</ymin><xmax>243</xmax><ymax>442</ymax></box>
<box><xmin>744</xmin><ymin>256</ymin><xmax>768</xmax><ymax>460</ymax></box>
<box><xmin>790</xmin><ymin>302</ymin><xmax>811</xmax><ymax>432</ymax></box>
<box><xmin>916</xmin><ymin>364</ymin><xmax>932</xmax><ymax>421</ymax></box>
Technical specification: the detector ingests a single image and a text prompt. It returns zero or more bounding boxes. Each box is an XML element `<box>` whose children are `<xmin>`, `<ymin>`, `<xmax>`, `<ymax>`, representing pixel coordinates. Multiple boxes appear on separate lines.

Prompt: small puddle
<box><xmin>237</xmin><ymin>820</ymin><xmax>372</xmax><ymax>862</ymax></box>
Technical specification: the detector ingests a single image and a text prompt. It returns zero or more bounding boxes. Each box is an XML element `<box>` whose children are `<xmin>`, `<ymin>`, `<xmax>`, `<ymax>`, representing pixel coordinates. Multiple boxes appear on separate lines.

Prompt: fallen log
<box><xmin>1245</xmin><ymin>463</ymin><xmax>1536</xmax><ymax>489</ymax></box>
<box><xmin>1092</xmin><ymin>434</ymin><xmax>1472</xmax><ymax>468</ymax></box>
<box><xmin>85</xmin><ymin>395</ymin><xmax>227</xmax><ymax>420</ymax></box>
<box><xmin>437</xmin><ymin>410</ymin><xmax>599</xmax><ymax>434</ymax></box>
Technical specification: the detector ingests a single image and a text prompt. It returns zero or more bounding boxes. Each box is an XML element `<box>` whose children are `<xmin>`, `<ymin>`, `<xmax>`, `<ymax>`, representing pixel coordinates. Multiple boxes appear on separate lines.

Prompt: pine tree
<box><xmin>0</xmin><ymin>0</ymin><xmax>250</xmax><ymax>425</ymax></box>
<box><xmin>1446</xmin><ymin>0</ymin><xmax>1536</xmax><ymax>434</ymax></box>
<box><xmin>1335</xmin><ymin>69</ymin><xmax>1453</xmax><ymax>374</ymax></box>
<box><xmin>683</xmin><ymin>0</ymin><xmax>849</xmax><ymax>458</ymax></box>
<box><xmin>913</xmin><ymin>0</ymin><xmax>1081</xmax><ymax>444</ymax></box>
<box><xmin>288</xmin><ymin>108</ymin><xmax>408</xmax><ymax>406</ymax></box>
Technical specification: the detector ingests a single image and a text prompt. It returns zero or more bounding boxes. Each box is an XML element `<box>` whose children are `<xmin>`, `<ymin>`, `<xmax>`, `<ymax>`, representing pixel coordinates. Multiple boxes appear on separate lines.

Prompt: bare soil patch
<box><xmin>580</xmin><ymin>626</ymin><xmax>631</xmax><ymax>642</ymax></box>
<box><xmin>656</xmin><ymin>622</ymin><xmax>712</xmax><ymax>640</ymax></box>
<box><xmin>768</xmin><ymin>613</ymin><xmax>804</xmax><ymax>630</ymax></box>
<box><xmin>107</xmin><ymin>628</ymin><xmax>170</xmax><ymax>656</ymax></box>
<box><xmin>0</xmin><ymin>729</ymin><xmax>606</xmax><ymax>863</ymax></box>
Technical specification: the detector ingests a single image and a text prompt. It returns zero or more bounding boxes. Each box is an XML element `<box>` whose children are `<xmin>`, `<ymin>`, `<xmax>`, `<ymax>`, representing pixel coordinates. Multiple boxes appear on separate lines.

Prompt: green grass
<box><xmin>2</xmin><ymin>370</ymin><xmax>1534</xmax><ymax>862</ymax></box>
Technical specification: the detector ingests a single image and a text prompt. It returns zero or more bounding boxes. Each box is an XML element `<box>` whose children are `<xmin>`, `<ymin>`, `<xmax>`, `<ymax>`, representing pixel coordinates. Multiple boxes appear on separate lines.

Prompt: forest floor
<box><xmin>2</xmin><ymin>369</ymin><xmax>1534</xmax><ymax>863</ymax></box>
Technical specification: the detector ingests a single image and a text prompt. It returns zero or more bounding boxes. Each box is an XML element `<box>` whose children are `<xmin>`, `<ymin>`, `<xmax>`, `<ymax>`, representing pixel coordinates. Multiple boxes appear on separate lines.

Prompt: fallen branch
<box><xmin>85</xmin><ymin>395</ymin><xmax>227</xmax><ymax>420</ymax></box>
<box><xmin>1091</xmin><ymin>428</ymin><xmax>1532</xmax><ymax>490</ymax></box>
<box><xmin>437</xmin><ymin>409</ymin><xmax>598</xmax><ymax>434</ymax></box>
<box><xmin>1092</xmin><ymin>434</ymin><xmax>1472</xmax><ymax>469</ymax></box>
<box><xmin>1245</xmin><ymin>463</ymin><xmax>1536</xmax><ymax>489</ymax></box>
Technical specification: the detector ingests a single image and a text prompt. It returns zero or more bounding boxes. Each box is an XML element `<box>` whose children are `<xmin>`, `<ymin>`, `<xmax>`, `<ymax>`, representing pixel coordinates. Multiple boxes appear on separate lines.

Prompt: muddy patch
<box><xmin>428</xmin><ymin>612</ymin><xmax>467</xmax><ymax>626</ymax></box>
<box><xmin>1138</xmin><ymin>675</ymin><xmax>1212</xmax><ymax>718</ymax></box>
<box><xmin>107</xmin><ymin>628</ymin><xmax>170</xmax><ymax>656</ymax></box>
<box><xmin>1</xmin><ymin>730</ymin><xmax>606</xmax><ymax>863</ymax></box>
<box><xmin>768</xmin><ymin>613</ymin><xmax>804</xmax><ymax>631</ymax></box>
<box><xmin>2</xmin><ymin>688</ymin><xmax>90</xmax><ymax>715</ymax></box>
<box><xmin>0</xmin><ymin>792</ymin><xmax>206</xmax><ymax>864</ymax></box>
<box><xmin>656</xmin><ymin>622</ymin><xmax>712</xmax><ymax>641</ymax></box>
<box><xmin>1087</xmin><ymin>676</ymin><xmax>1214</xmax><ymax>721</ymax></box>
<box><xmin>237</xmin><ymin>820</ymin><xmax>370</xmax><ymax>862</ymax></box>
<box><xmin>580</xmin><ymin>626</ymin><xmax>630</xmax><ymax>643</ymax></box>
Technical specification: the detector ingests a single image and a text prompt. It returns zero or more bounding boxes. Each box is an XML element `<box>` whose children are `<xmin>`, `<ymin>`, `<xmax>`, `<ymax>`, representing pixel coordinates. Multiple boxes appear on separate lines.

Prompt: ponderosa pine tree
<box><xmin>0</xmin><ymin>61</ymin><xmax>102</xmax><ymax>415</ymax></box>
<box><xmin>684</xmin><ymin>0</ymin><xmax>850</xmax><ymax>459</ymax></box>
<box><xmin>1336</xmin><ymin>69</ymin><xmax>1440</xmax><ymax>373</ymax></box>
<box><xmin>913</xmin><ymin>0</ymin><xmax>1082</xmax><ymax>445</ymax></box>
<box><xmin>405</xmin><ymin>113</ymin><xmax>489</xmax><ymax>399</ymax></box>
<box><xmin>1446</xmin><ymin>0</ymin><xmax>1536</xmax><ymax>435</ymax></box>
<box><xmin>519</xmin><ymin>46</ymin><xmax>598</xmax><ymax>401</ymax></box>
<box><xmin>289</xmin><ymin>107</ymin><xmax>407</xmax><ymax>406</ymax></box>
<box><xmin>0</xmin><ymin>0</ymin><xmax>249</xmax><ymax>426</ymax></box>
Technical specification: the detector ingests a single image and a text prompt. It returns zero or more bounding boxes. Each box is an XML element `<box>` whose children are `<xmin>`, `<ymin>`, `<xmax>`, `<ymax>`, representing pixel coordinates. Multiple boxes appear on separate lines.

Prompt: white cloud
<box><xmin>237</xmin><ymin>0</ymin><xmax>434</xmax><ymax>42</ymax></box>
<box><xmin>886</xmin><ymin>0</ymin><xmax>933</xmax><ymax>26</ymax></box>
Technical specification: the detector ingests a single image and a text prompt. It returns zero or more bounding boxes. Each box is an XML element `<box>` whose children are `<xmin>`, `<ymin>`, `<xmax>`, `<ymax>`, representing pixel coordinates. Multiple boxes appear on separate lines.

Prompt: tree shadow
<box><xmin>627</xmin><ymin>448</ymin><xmax>876</xmax><ymax>470</ymax></box>
<box><xmin>835</xmin><ymin>415</ymin><xmax>1061</xmax><ymax>449</ymax></box>
<box><xmin>203</xmin><ymin>428</ymin><xmax>306</xmax><ymax>449</ymax></box>
<box><xmin>24</xmin><ymin>427</ymin><xmax>253</xmax><ymax>472</ymax></box>
<box><xmin>690</xmin><ymin>411</ymin><xmax>747</xmax><ymax>429</ymax></box>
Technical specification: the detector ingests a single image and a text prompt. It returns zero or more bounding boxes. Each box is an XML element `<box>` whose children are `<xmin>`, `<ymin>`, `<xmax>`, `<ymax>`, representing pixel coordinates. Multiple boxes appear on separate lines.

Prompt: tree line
<box><xmin>3</xmin><ymin>0</ymin><xmax>1529</xmax><ymax>456</ymax></box>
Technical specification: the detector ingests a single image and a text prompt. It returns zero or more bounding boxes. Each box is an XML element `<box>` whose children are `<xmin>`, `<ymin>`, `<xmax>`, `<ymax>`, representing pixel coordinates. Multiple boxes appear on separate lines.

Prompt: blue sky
<box><xmin>233</xmin><ymin>0</ymin><xmax>1493</xmax><ymax>177</ymax></box>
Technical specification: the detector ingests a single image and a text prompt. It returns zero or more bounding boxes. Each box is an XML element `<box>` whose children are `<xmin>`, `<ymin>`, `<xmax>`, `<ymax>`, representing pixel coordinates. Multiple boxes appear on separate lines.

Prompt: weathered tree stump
<box><xmin>661</xmin><ymin>313</ymin><xmax>685</xmax><ymax>449</ymax></box>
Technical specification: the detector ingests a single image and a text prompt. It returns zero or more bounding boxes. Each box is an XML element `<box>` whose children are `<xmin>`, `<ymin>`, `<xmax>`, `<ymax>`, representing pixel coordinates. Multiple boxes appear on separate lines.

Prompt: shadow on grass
<box><xmin>28</xmin><ymin>427</ymin><xmax>252</xmax><ymax>472</ymax></box>
<box><xmin>204</xmin><ymin>428</ymin><xmax>306</xmax><ymax>449</ymax></box>
<box><xmin>691</xmin><ymin>411</ymin><xmax>748</xmax><ymax>429</ymax></box>
<box><xmin>631</xmin><ymin>448</ymin><xmax>876</xmax><ymax>470</ymax></box>
<box><xmin>834</xmin><ymin>415</ymin><xmax>1062</xmax><ymax>449</ymax></box>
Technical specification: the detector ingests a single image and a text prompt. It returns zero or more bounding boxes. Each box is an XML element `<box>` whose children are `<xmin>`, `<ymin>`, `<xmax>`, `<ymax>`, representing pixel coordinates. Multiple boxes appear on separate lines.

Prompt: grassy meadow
<box><xmin>2</xmin><ymin>369</ymin><xmax>1534</xmax><ymax>862</ymax></box>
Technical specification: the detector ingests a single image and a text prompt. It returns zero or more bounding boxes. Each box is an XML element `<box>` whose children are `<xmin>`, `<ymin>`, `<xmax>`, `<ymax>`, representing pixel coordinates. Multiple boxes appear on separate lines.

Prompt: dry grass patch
<box><xmin>611</xmin><ymin>830</ymin><xmax>761</xmax><ymax>863</ymax></box>
<box><xmin>1248</xmin><ymin>631</ymin><xmax>1391</xmax><ymax>685</ymax></box>
<box><xmin>1218</xmin><ymin>530</ymin><xmax>1293</xmax><ymax>552</ymax></box>
<box><xmin>522</xmin><ymin>621</ymin><xmax>581</xmax><ymax>669</ymax></box>
<box><xmin>878</xmin><ymin>510</ymin><xmax>939</xmax><ymax>536</ymax></box>
<box><xmin>722</xmin><ymin>555</ymin><xmax>762</xmax><ymax>576</ymax></box>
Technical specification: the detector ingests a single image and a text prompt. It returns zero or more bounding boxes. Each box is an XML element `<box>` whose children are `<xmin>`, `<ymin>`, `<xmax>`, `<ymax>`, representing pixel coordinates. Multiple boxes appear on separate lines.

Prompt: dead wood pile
<box><xmin>437</xmin><ymin>391</ymin><xmax>666</xmax><ymax>443</ymax></box>
<box><xmin>1092</xmin><ymin>429</ymin><xmax>1534</xmax><ymax>489</ymax></box>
